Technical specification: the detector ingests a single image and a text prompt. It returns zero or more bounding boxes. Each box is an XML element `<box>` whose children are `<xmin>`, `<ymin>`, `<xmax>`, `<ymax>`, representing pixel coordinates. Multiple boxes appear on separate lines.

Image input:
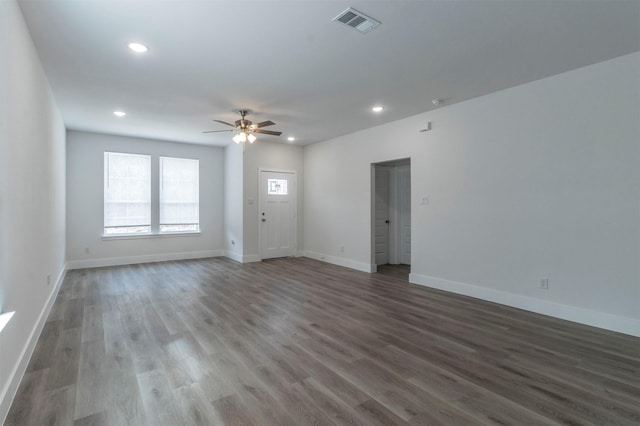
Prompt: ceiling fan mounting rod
<box><xmin>237</xmin><ymin>109</ymin><xmax>251</xmax><ymax>131</ymax></box>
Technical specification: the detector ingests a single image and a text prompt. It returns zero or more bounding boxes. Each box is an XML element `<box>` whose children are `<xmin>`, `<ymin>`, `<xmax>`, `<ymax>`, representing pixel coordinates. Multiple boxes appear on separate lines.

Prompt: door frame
<box><xmin>374</xmin><ymin>166</ymin><xmax>391</xmax><ymax>266</ymax></box>
<box><xmin>389</xmin><ymin>164</ymin><xmax>411</xmax><ymax>265</ymax></box>
<box><xmin>258</xmin><ymin>168</ymin><xmax>298</xmax><ymax>260</ymax></box>
<box><xmin>370</xmin><ymin>158</ymin><xmax>411</xmax><ymax>272</ymax></box>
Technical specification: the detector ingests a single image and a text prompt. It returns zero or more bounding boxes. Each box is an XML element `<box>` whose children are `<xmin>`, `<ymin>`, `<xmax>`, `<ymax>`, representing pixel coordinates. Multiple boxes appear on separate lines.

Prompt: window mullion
<box><xmin>150</xmin><ymin>154</ymin><xmax>160</xmax><ymax>234</ymax></box>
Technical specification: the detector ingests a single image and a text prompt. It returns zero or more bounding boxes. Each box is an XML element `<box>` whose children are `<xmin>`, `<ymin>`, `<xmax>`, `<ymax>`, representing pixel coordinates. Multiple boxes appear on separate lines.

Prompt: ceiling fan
<box><xmin>203</xmin><ymin>109</ymin><xmax>282</xmax><ymax>144</ymax></box>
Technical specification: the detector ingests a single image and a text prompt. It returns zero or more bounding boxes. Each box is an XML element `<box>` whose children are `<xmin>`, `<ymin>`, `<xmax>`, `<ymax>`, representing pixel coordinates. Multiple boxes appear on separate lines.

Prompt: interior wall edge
<box><xmin>409</xmin><ymin>272</ymin><xmax>640</xmax><ymax>337</ymax></box>
<box><xmin>0</xmin><ymin>264</ymin><xmax>67</xmax><ymax>425</ymax></box>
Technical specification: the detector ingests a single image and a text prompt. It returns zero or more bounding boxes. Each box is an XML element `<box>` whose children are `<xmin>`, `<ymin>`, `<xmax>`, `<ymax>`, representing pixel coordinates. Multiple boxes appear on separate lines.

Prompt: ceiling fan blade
<box><xmin>202</xmin><ymin>129</ymin><xmax>234</xmax><ymax>133</ymax></box>
<box><xmin>253</xmin><ymin>129</ymin><xmax>282</xmax><ymax>136</ymax></box>
<box><xmin>254</xmin><ymin>120</ymin><xmax>275</xmax><ymax>128</ymax></box>
<box><xmin>213</xmin><ymin>120</ymin><xmax>236</xmax><ymax>127</ymax></box>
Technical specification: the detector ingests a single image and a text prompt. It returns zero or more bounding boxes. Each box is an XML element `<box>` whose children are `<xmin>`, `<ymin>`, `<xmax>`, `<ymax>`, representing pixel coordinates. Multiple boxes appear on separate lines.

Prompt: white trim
<box><xmin>224</xmin><ymin>250</ymin><xmax>244</xmax><ymax>263</ymax></box>
<box><xmin>66</xmin><ymin>250</ymin><xmax>223</xmax><ymax>270</ymax></box>
<box><xmin>409</xmin><ymin>272</ymin><xmax>640</xmax><ymax>337</ymax></box>
<box><xmin>241</xmin><ymin>254</ymin><xmax>261</xmax><ymax>263</ymax></box>
<box><xmin>101</xmin><ymin>231</ymin><xmax>201</xmax><ymax>240</ymax></box>
<box><xmin>304</xmin><ymin>251</ymin><xmax>375</xmax><ymax>273</ymax></box>
<box><xmin>257</xmin><ymin>167</ymin><xmax>298</xmax><ymax>174</ymax></box>
<box><xmin>0</xmin><ymin>265</ymin><xmax>67</xmax><ymax>425</ymax></box>
<box><xmin>222</xmin><ymin>251</ymin><xmax>261</xmax><ymax>264</ymax></box>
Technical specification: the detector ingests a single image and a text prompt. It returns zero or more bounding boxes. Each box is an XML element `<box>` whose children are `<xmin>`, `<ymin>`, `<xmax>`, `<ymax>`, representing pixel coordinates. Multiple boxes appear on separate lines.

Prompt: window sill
<box><xmin>102</xmin><ymin>231</ymin><xmax>201</xmax><ymax>241</ymax></box>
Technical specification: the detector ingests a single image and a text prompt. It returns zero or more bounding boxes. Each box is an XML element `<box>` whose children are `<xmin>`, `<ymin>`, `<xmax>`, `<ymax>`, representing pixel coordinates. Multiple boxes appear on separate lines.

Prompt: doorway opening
<box><xmin>371</xmin><ymin>159</ymin><xmax>411</xmax><ymax>278</ymax></box>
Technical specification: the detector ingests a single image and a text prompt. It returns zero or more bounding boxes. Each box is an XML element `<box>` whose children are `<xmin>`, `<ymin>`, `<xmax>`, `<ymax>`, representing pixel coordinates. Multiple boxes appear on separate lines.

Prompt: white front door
<box><xmin>259</xmin><ymin>171</ymin><xmax>296</xmax><ymax>259</ymax></box>
<box><xmin>375</xmin><ymin>167</ymin><xmax>390</xmax><ymax>265</ymax></box>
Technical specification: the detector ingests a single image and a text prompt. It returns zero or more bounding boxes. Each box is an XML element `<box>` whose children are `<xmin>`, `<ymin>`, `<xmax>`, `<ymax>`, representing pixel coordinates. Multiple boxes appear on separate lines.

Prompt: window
<box><xmin>160</xmin><ymin>156</ymin><xmax>199</xmax><ymax>232</ymax></box>
<box><xmin>104</xmin><ymin>152</ymin><xmax>151</xmax><ymax>234</ymax></box>
<box><xmin>103</xmin><ymin>153</ymin><xmax>200</xmax><ymax>236</ymax></box>
<box><xmin>268</xmin><ymin>178</ymin><xmax>288</xmax><ymax>195</ymax></box>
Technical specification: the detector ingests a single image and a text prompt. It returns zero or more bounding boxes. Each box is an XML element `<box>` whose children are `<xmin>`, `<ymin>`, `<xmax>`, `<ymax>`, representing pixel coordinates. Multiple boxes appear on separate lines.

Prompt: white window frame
<box><xmin>159</xmin><ymin>156</ymin><xmax>200</xmax><ymax>234</ymax></box>
<box><xmin>103</xmin><ymin>152</ymin><xmax>201</xmax><ymax>239</ymax></box>
<box><xmin>103</xmin><ymin>152</ymin><xmax>152</xmax><ymax>236</ymax></box>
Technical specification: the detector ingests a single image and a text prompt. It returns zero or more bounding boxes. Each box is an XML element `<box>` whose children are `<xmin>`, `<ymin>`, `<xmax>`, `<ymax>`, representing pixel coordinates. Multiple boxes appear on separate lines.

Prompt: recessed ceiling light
<box><xmin>128</xmin><ymin>42</ymin><xmax>149</xmax><ymax>53</ymax></box>
<box><xmin>287</xmin><ymin>136</ymin><xmax>296</xmax><ymax>142</ymax></box>
<box><xmin>372</xmin><ymin>106</ymin><xmax>384</xmax><ymax>113</ymax></box>
<box><xmin>113</xmin><ymin>111</ymin><xmax>126</xmax><ymax>117</ymax></box>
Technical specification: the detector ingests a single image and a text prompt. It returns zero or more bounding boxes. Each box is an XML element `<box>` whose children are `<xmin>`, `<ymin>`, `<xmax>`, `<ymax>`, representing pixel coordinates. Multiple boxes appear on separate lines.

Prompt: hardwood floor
<box><xmin>376</xmin><ymin>264</ymin><xmax>410</xmax><ymax>282</ymax></box>
<box><xmin>6</xmin><ymin>257</ymin><xmax>639</xmax><ymax>425</ymax></box>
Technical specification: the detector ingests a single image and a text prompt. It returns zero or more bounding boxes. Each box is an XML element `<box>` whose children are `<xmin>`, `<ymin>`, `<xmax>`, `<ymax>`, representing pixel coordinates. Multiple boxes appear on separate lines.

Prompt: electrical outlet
<box><xmin>46</xmin><ymin>274</ymin><xmax>51</xmax><ymax>286</ymax></box>
<box><xmin>231</xmin><ymin>240</ymin><xmax>235</xmax><ymax>246</ymax></box>
<box><xmin>539</xmin><ymin>278</ymin><xmax>549</xmax><ymax>290</ymax></box>
<box><xmin>340</xmin><ymin>246</ymin><xmax>344</xmax><ymax>253</ymax></box>
<box><xmin>84</xmin><ymin>247</ymin><xmax>90</xmax><ymax>254</ymax></box>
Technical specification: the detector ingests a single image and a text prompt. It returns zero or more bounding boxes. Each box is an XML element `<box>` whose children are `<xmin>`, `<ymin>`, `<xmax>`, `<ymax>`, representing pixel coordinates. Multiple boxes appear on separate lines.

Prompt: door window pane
<box><xmin>268</xmin><ymin>179</ymin><xmax>287</xmax><ymax>195</ymax></box>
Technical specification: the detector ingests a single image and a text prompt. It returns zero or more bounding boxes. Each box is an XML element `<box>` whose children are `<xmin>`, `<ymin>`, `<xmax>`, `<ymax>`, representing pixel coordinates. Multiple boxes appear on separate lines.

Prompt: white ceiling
<box><xmin>18</xmin><ymin>0</ymin><xmax>640</xmax><ymax>147</ymax></box>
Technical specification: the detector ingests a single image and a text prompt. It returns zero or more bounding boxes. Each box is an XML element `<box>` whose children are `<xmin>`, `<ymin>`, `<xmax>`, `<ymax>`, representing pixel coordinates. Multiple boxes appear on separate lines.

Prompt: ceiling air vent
<box><xmin>333</xmin><ymin>7</ymin><xmax>381</xmax><ymax>34</ymax></box>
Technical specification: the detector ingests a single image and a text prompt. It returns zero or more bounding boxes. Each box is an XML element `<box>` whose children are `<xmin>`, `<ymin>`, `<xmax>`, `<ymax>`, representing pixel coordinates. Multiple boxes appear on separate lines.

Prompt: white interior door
<box><xmin>260</xmin><ymin>171</ymin><xmax>296</xmax><ymax>259</ymax></box>
<box><xmin>397</xmin><ymin>165</ymin><xmax>411</xmax><ymax>265</ymax></box>
<box><xmin>375</xmin><ymin>167</ymin><xmax>390</xmax><ymax>265</ymax></box>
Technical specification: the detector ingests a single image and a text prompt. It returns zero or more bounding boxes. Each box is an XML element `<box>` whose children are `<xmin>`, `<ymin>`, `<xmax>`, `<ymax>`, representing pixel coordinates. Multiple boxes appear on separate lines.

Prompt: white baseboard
<box><xmin>66</xmin><ymin>250</ymin><xmax>224</xmax><ymax>270</ymax></box>
<box><xmin>222</xmin><ymin>251</ymin><xmax>261</xmax><ymax>264</ymax></box>
<box><xmin>223</xmin><ymin>250</ymin><xmax>243</xmax><ymax>263</ymax></box>
<box><xmin>226</xmin><ymin>252</ymin><xmax>306</xmax><ymax>263</ymax></box>
<box><xmin>0</xmin><ymin>264</ymin><xmax>67</xmax><ymax>425</ymax></box>
<box><xmin>409</xmin><ymin>273</ymin><xmax>640</xmax><ymax>337</ymax></box>
<box><xmin>304</xmin><ymin>250</ymin><xmax>375</xmax><ymax>273</ymax></box>
<box><xmin>241</xmin><ymin>254</ymin><xmax>261</xmax><ymax>263</ymax></box>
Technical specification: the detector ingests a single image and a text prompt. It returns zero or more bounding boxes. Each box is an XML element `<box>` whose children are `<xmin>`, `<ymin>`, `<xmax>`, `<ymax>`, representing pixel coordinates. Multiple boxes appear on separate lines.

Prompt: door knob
<box><xmin>385</xmin><ymin>220</ymin><xmax>390</xmax><ymax>224</ymax></box>
<box><xmin>262</xmin><ymin>218</ymin><xmax>266</xmax><ymax>222</ymax></box>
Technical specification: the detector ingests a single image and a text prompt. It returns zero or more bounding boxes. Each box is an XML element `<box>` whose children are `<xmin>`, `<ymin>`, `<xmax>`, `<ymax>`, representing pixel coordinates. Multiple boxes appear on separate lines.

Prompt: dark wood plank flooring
<box><xmin>6</xmin><ymin>257</ymin><xmax>640</xmax><ymax>425</ymax></box>
<box><xmin>376</xmin><ymin>264</ymin><xmax>410</xmax><ymax>282</ymax></box>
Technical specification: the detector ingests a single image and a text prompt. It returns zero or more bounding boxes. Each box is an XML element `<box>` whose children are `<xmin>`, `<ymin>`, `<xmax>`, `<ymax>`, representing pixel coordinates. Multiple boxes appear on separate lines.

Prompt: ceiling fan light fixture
<box><xmin>207</xmin><ymin>110</ymin><xmax>282</xmax><ymax>144</ymax></box>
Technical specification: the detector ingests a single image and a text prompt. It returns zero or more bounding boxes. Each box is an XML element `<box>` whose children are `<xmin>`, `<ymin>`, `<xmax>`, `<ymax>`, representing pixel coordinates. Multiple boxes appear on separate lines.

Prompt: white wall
<box><xmin>304</xmin><ymin>53</ymin><xmax>640</xmax><ymax>336</ymax></box>
<box><xmin>0</xmin><ymin>0</ymin><xmax>67</xmax><ymax>421</ymax></box>
<box><xmin>66</xmin><ymin>131</ymin><xmax>224</xmax><ymax>268</ymax></box>
<box><xmin>242</xmin><ymin>141</ymin><xmax>304</xmax><ymax>260</ymax></box>
<box><xmin>224</xmin><ymin>143</ymin><xmax>244</xmax><ymax>261</ymax></box>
